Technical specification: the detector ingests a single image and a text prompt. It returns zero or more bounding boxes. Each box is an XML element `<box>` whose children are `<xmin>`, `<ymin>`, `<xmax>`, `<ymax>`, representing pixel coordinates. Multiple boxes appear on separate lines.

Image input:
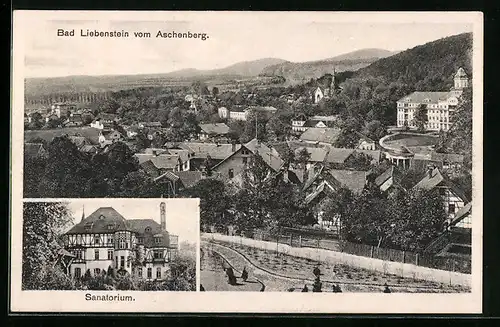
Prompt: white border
<box><xmin>11</xmin><ymin>10</ymin><xmax>483</xmax><ymax>313</ymax></box>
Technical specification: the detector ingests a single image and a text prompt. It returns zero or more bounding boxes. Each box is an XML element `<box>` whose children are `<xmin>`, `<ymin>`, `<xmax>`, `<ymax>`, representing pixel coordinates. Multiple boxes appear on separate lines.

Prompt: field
<box><xmin>203</xmin><ymin>240</ymin><xmax>470</xmax><ymax>293</ymax></box>
<box><xmin>25</xmin><ymin>127</ymin><xmax>101</xmax><ymax>144</ymax></box>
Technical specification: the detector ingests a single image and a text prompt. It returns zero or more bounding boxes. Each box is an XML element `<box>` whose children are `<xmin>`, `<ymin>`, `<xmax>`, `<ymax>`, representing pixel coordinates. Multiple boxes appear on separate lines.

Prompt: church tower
<box><xmin>454</xmin><ymin>67</ymin><xmax>469</xmax><ymax>89</ymax></box>
<box><xmin>331</xmin><ymin>67</ymin><xmax>336</xmax><ymax>91</ymax></box>
<box><xmin>160</xmin><ymin>202</ymin><xmax>166</xmax><ymax>231</ymax></box>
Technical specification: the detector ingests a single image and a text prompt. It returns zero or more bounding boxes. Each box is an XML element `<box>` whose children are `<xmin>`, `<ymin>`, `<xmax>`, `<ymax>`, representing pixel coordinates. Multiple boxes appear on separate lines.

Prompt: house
<box><xmin>51</xmin><ymin>102</ymin><xmax>77</xmax><ymax>118</ymax></box>
<box><xmin>153</xmin><ymin>171</ymin><xmax>203</xmax><ymax>195</ymax></box>
<box><xmin>355</xmin><ymin>132</ymin><xmax>377</xmax><ymax>150</ymax></box>
<box><xmin>91</xmin><ymin>113</ymin><xmax>118</xmax><ymax>129</ymax></box>
<box><xmin>450</xmin><ymin>201</ymin><xmax>472</xmax><ymax>229</ymax></box>
<box><xmin>124</xmin><ymin>125</ymin><xmax>139</xmax><ymax>138</ymax></box>
<box><xmin>45</xmin><ymin>113</ymin><xmax>59</xmax><ymax>123</ymax></box>
<box><xmin>80</xmin><ymin>144</ymin><xmax>99</xmax><ymax>155</ymax></box>
<box><xmin>63</xmin><ymin>204</ymin><xmax>178</xmax><ymax>280</ymax></box>
<box><xmin>177</xmin><ymin>142</ymin><xmax>241</xmax><ymax>171</ymax></box>
<box><xmin>98</xmin><ymin>130</ymin><xmax>122</xmax><ymax>146</ymax></box>
<box><xmin>396</xmin><ymin>68</ymin><xmax>469</xmax><ymax>131</ymax></box>
<box><xmin>212</xmin><ymin>138</ymin><xmax>284</xmax><ymax>182</ymax></box>
<box><xmin>138</xmin><ymin>122</ymin><xmax>162</xmax><ymax>129</ymax></box>
<box><xmin>303</xmin><ymin>166</ymin><xmax>367</xmax><ymax>232</ymax></box>
<box><xmin>135</xmin><ymin>153</ymin><xmax>184</xmax><ymax>175</ymax></box>
<box><xmin>217</xmin><ymin>106</ymin><xmax>277</xmax><ymax>121</ymax></box>
<box><xmin>218</xmin><ymin>107</ymin><xmax>229</xmax><ymax>119</ymax></box>
<box><xmin>68</xmin><ymin>136</ymin><xmax>91</xmax><ymax>149</ymax></box>
<box><xmin>24</xmin><ymin>143</ymin><xmax>48</xmax><ymax>159</ymax></box>
<box><xmin>63</xmin><ymin>114</ymin><xmax>83</xmax><ymax>127</ymax></box>
<box><xmin>413</xmin><ymin>167</ymin><xmax>469</xmax><ymax>220</ymax></box>
<box><xmin>312</xmin><ymin>69</ymin><xmax>338</xmax><ymax>103</ymax></box>
<box><xmin>198</xmin><ymin>123</ymin><xmax>231</xmax><ymax>141</ymax></box>
<box><xmin>291</xmin><ymin>115</ymin><xmax>338</xmax><ymax>133</ymax></box>
<box><xmin>299</xmin><ymin>127</ymin><xmax>342</xmax><ymax>146</ymax></box>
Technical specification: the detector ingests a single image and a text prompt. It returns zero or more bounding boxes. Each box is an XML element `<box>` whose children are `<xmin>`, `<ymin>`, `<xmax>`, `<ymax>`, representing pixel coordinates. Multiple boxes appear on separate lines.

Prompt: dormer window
<box><xmin>137</xmin><ymin>237</ymin><xmax>144</xmax><ymax>244</ymax></box>
<box><xmin>154</xmin><ymin>237</ymin><xmax>162</xmax><ymax>244</ymax></box>
<box><xmin>107</xmin><ymin>224</ymin><xmax>114</xmax><ymax>230</ymax></box>
<box><xmin>84</xmin><ymin>223</ymin><xmax>93</xmax><ymax>231</ymax></box>
<box><xmin>99</xmin><ymin>215</ymin><xmax>105</xmax><ymax>220</ymax></box>
<box><xmin>145</xmin><ymin>227</ymin><xmax>152</xmax><ymax>233</ymax></box>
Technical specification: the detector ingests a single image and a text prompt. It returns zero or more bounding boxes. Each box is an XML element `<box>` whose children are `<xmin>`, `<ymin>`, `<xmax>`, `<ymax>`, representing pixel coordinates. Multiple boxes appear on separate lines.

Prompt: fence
<box><xmin>203</xmin><ymin>232</ymin><xmax>471</xmax><ymax>288</ymax></box>
<box><xmin>212</xmin><ymin>226</ymin><xmax>471</xmax><ymax>274</ymax></box>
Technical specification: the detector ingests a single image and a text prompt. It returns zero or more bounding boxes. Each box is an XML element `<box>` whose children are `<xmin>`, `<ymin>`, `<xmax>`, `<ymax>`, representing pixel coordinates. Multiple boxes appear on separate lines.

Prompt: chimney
<box><xmin>160</xmin><ymin>202</ymin><xmax>166</xmax><ymax>231</ymax></box>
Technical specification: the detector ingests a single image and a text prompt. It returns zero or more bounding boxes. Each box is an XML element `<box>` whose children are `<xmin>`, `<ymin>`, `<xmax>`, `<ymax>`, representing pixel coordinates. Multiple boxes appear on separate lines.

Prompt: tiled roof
<box><xmin>144</xmin><ymin>148</ymin><xmax>168</xmax><ymax>155</ymax></box>
<box><xmin>199</xmin><ymin>123</ymin><xmax>231</xmax><ymax>135</ymax></box>
<box><xmin>455</xmin><ymin>67</ymin><xmax>468</xmax><ymax>78</ymax></box>
<box><xmin>329</xmin><ymin>169</ymin><xmax>367</xmax><ymax>194</ymax></box>
<box><xmin>179</xmin><ymin>142</ymin><xmax>241</xmax><ymax>160</ymax></box>
<box><xmin>68</xmin><ymin>136</ymin><xmax>89</xmax><ymax>148</ymax></box>
<box><xmin>374</xmin><ymin>166</ymin><xmax>395</xmax><ymax>187</ymax></box>
<box><xmin>451</xmin><ymin>202</ymin><xmax>472</xmax><ymax>226</ymax></box>
<box><xmin>135</xmin><ymin>153</ymin><xmax>180</xmax><ymax>170</ymax></box>
<box><xmin>66</xmin><ymin>207</ymin><xmax>128</xmax><ymax>234</ymax></box>
<box><xmin>65</xmin><ymin>207</ymin><xmax>176</xmax><ymax>248</ymax></box>
<box><xmin>156</xmin><ymin>171</ymin><xmax>203</xmax><ymax>189</ymax></box>
<box><xmin>397</xmin><ymin>91</ymin><xmax>455</xmax><ymax>104</ymax></box>
<box><xmin>229</xmin><ymin>105</ymin><xmax>247</xmax><ymax>113</ymax></box>
<box><xmin>247</xmin><ymin>106</ymin><xmax>277</xmax><ymax>112</ymax></box>
<box><xmin>355</xmin><ymin>149</ymin><xmax>382</xmax><ymax>164</ymax></box>
<box><xmin>140</xmin><ymin>160</ymin><xmax>161</xmax><ymax>178</ymax></box>
<box><xmin>294</xmin><ymin>147</ymin><xmax>328</xmax><ymax>162</ymax></box>
<box><xmin>324</xmin><ymin>148</ymin><xmax>355</xmax><ymax>164</ymax></box>
<box><xmin>167</xmin><ymin>149</ymin><xmax>190</xmax><ymax>163</ymax></box>
<box><xmin>310</xmin><ymin>115</ymin><xmax>338</xmax><ymax>122</ymax></box>
<box><xmin>244</xmin><ymin>138</ymin><xmax>284</xmax><ymax>172</ymax></box>
<box><xmin>80</xmin><ymin>145</ymin><xmax>98</xmax><ymax>153</ymax></box>
<box><xmin>24</xmin><ymin>143</ymin><xmax>45</xmax><ymax>158</ymax></box>
<box><xmin>413</xmin><ymin>167</ymin><xmax>445</xmax><ymax>191</ymax></box>
<box><xmin>429</xmin><ymin>152</ymin><xmax>465</xmax><ymax>163</ymax></box>
<box><xmin>300</xmin><ymin>127</ymin><xmax>342</xmax><ymax>144</ymax></box>
<box><xmin>175</xmin><ymin>171</ymin><xmax>203</xmax><ymax>188</ymax></box>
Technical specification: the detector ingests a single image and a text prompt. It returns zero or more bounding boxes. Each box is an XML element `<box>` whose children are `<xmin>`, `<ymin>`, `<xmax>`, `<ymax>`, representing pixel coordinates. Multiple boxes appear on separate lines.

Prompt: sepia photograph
<box><xmin>11</xmin><ymin>10</ymin><xmax>482</xmax><ymax>313</ymax></box>
<box><xmin>22</xmin><ymin>198</ymin><xmax>198</xmax><ymax>292</ymax></box>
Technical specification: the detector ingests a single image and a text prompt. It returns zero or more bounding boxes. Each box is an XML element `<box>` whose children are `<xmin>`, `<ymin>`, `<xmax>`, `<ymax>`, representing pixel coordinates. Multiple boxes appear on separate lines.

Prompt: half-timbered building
<box><xmin>63</xmin><ymin>202</ymin><xmax>178</xmax><ymax>281</ymax></box>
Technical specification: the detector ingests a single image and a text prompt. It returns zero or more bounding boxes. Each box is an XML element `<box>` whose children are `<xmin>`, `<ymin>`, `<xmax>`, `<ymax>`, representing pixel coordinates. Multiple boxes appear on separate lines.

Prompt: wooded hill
<box><xmin>353</xmin><ymin>33</ymin><xmax>473</xmax><ymax>91</ymax></box>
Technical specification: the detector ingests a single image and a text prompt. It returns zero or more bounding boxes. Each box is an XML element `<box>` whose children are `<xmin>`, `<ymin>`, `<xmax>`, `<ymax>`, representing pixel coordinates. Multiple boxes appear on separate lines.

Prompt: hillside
<box><xmin>353</xmin><ymin>33</ymin><xmax>473</xmax><ymax>91</ymax></box>
<box><xmin>261</xmin><ymin>48</ymin><xmax>395</xmax><ymax>85</ymax></box>
<box><xmin>165</xmin><ymin>58</ymin><xmax>288</xmax><ymax>78</ymax></box>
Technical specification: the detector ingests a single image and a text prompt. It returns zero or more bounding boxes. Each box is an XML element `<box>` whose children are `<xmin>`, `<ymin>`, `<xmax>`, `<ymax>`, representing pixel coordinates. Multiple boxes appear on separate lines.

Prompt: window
<box><xmin>156</xmin><ymin>268</ymin><xmax>161</xmax><ymax>279</ymax></box>
<box><xmin>74</xmin><ymin>267</ymin><xmax>82</xmax><ymax>278</ymax></box>
<box><xmin>120</xmin><ymin>256</ymin><xmax>125</xmax><ymax>268</ymax></box>
<box><xmin>147</xmin><ymin>268</ymin><xmax>152</xmax><ymax>279</ymax></box>
<box><xmin>155</xmin><ymin>237</ymin><xmax>161</xmax><ymax>244</ymax></box>
<box><xmin>119</xmin><ymin>240</ymin><xmax>126</xmax><ymax>249</ymax></box>
<box><xmin>107</xmin><ymin>250</ymin><xmax>113</xmax><ymax>260</ymax></box>
<box><xmin>242</xmin><ymin>149</ymin><xmax>249</xmax><ymax>155</ymax></box>
<box><xmin>127</xmin><ymin>258</ymin><xmax>131</xmax><ymax>268</ymax></box>
<box><xmin>108</xmin><ymin>237</ymin><xmax>114</xmax><ymax>246</ymax></box>
<box><xmin>115</xmin><ymin>256</ymin><xmax>118</xmax><ymax>268</ymax></box>
<box><xmin>84</xmin><ymin>223</ymin><xmax>92</xmax><ymax>231</ymax></box>
<box><xmin>138</xmin><ymin>267</ymin><xmax>143</xmax><ymax>278</ymax></box>
<box><xmin>448</xmin><ymin>203</ymin><xmax>456</xmax><ymax>214</ymax></box>
<box><xmin>145</xmin><ymin>227</ymin><xmax>151</xmax><ymax>233</ymax></box>
<box><xmin>74</xmin><ymin>250</ymin><xmax>83</xmax><ymax>260</ymax></box>
<box><xmin>94</xmin><ymin>268</ymin><xmax>101</xmax><ymax>276</ymax></box>
<box><xmin>137</xmin><ymin>237</ymin><xmax>144</xmax><ymax>244</ymax></box>
<box><xmin>94</xmin><ymin>250</ymin><xmax>100</xmax><ymax>260</ymax></box>
<box><xmin>153</xmin><ymin>250</ymin><xmax>163</xmax><ymax>259</ymax></box>
<box><xmin>107</xmin><ymin>224</ymin><xmax>114</xmax><ymax>230</ymax></box>
<box><xmin>243</xmin><ymin>157</ymin><xmax>247</xmax><ymax>164</ymax></box>
<box><xmin>228</xmin><ymin>169</ymin><xmax>234</xmax><ymax>179</ymax></box>
<box><xmin>94</xmin><ymin>236</ymin><xmax>100</xmax><ymax>245</ymax></box>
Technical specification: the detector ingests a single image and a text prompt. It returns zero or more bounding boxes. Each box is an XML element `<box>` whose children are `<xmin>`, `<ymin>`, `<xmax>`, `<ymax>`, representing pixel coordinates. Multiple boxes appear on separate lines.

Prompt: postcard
<box><xmin>11</xmin><ymin>10</ymin><xmax>483</xmax><ymax>313</ymax></box>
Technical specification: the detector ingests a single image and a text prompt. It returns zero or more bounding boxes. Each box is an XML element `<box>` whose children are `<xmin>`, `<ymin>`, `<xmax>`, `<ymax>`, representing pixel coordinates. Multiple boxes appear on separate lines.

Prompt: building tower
<box><xmin>330</xmin><ymin>67</ymin><xmax>336</xmax><ymax>92</ymax></box>
<box><xmin>454</xmin><ymin>67</ymin><xmax>469</xmax><ymax>89</ymax></box>
<box><xmin>81</xmin><ymin>205</ymin><xmax>85</xmax><ymax>223</ymax></box>
<box><xmin>160</xmin><ymin>202</ymin><xmax>166</xmax><ymax>231</ymax></box>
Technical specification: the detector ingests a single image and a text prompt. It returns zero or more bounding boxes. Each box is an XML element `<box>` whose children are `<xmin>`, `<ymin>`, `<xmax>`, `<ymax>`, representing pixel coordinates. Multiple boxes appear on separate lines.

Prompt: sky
<box><xmin>64</xmin><ymin>198</ymin><xmax>199</xmax><ymax>244</ymax></box>
<box><xmin>18</xmin><ymin>12</ymin><xmax>474</xmax><ymax>78</ymax></box>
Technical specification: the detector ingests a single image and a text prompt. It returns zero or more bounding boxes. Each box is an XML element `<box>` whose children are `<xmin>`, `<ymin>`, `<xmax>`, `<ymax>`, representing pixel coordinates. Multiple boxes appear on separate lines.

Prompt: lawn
<box><xmin>208</xmin><ymin>240</ymin><xmax>470</xmax><ymax>293</ymax></box>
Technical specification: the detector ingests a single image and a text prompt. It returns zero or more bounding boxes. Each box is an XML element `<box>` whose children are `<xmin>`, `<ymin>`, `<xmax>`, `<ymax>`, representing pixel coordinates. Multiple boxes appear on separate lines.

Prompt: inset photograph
<box><xmin>22</xmin><ymin>198</ymin><xmax>198</xmax><ymax>291</ymax></box>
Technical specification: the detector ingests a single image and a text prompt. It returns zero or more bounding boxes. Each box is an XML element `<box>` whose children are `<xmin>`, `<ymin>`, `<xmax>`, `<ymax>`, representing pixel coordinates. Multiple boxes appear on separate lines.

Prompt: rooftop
<box><xmin>199</xmin><ymin>123</ymin><xmax>231</xmax><ymax>135</ymax></box>
<box><xmin>300</xmin><ymin>127</ymin><xmax>342</xmax><ymax>145</ymax></box>
<box><xmin>397</xmin><ymin>91</ymin><xmax>457</xmax><ymax>104</ymax></box>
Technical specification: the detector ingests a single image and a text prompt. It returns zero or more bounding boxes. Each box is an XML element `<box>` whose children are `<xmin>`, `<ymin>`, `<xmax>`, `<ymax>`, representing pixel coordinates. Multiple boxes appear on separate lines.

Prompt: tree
<box><xmin>162</xmin><ymin>254</ymin><xmax>196</xmax><ymax>291</ymax></box>
<box><xmin>22</xmin><ymin>202</ymin><xmax>73</xmax><ymax>290</ymax></box>
<box><xmin>212</xmin><ymin>87</ymin><xmax>219</xmax><ymax>97</ymax></box>
<box><xmin>181</xmin><ymin>179</ymin><xmax>232</xmax><ymax>229</ymax></box>
<box><xmin>38</xmin><ymin>135</ymin><xmax>91</xmax><ymax>197</ymax></box>
<box><xmin>363</xmin><ymin>120</ymin><xmax>386</xmax><ymax>141</ymax></box>
<box><xmin>414</xmin><ymin>104</ymin><xmax>428</xmax><ymax>132</ymax></box>
<box><xmin>343</xmin><ymin>152</ymin><xmax>373</xmax><ymax>171</ymax></box>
